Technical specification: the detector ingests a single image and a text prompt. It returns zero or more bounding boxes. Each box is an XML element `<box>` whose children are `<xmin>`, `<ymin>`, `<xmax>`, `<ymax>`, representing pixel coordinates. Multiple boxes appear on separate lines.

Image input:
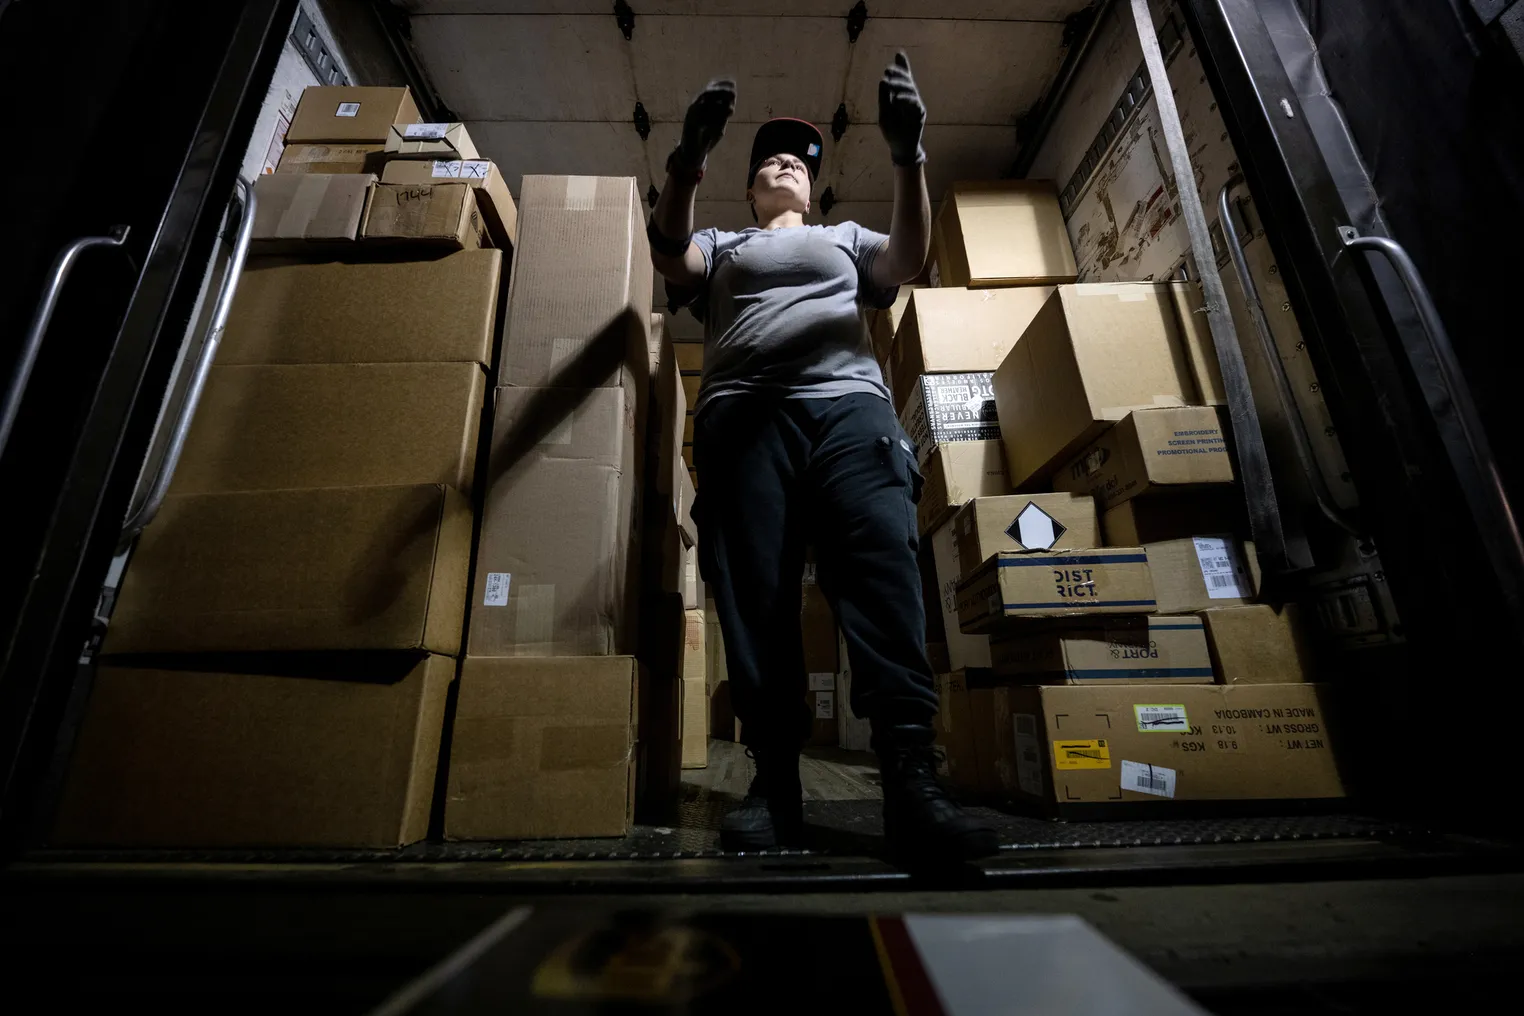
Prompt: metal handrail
<box><xmin>1217</xmin><ymin>176</ymin><xmax>1361</xmax><ymax>538</ymax></box>
<box><xmin>0</xmin><ymin>225</ymin><xmax>130</xmax><ymax>459</ymax></box>
<box><xmin>119</xmin><ymin>178</ymin><xmax>256</xmax><ymax>547</ymax></box>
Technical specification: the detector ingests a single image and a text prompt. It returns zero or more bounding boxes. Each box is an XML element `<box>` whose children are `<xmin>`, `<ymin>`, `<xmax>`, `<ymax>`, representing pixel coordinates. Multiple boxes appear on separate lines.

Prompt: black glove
<box><xmin>878</xmin><ymin>51</ymin><xmax>926</xmax><ymax>167</ymax></box>
<box><xmin>676</xmin><ymin>77</ymin><xmax>737</xmax><ymax>171</ymax></box>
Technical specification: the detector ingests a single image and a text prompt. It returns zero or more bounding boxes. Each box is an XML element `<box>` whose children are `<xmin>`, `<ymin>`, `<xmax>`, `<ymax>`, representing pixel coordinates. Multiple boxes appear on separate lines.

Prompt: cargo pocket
<box><xmin>878</xmin><ymin>432</ymin><xmax>923</xmax><ymax>539</ymax></box>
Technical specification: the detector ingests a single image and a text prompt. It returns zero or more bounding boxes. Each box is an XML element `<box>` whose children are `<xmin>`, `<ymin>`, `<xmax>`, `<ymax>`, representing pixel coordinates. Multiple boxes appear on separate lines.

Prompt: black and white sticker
<box><xmin>1192</xmin><ymin>536</ymin><xmax>1248</xmax><ymax>599</ymax></box>
<box><xmin>1013</xmin><ymin>713</ymin><xmax>1043</xmax><ymax>797</ymax></box>
<box><xmin>404</xmin><ymin>122</ymin><xmax>450</xmax><ymax>140</ymax></box>
<box><xmin>431</xmin><ymin>159</ymin><xmax>491</xmax><ymax>179</ymax></box>
<box><xmin>483</xmin><ymin>572</ymin><xmax>511</xmax><ymax>607</ymax></box>
<box><xmin>1007</xmin><ymin>501</ymin><xmax>1068</xmax><ymax>551</ymax></box>
<box><xmin>808</xmin><ymin>672</ymin><xmax>835</xmax><ymax>692</ymax></box>
<box><xmin>814</xmin><ymin>691</ymin><xmax>835</xmax><ymax>719</ymax></box>
<box><xmin>1120</xmin><ymin>760</ymin><xmax>1176</xmax><ymax>799</ymax></box>
<box><xmin>335</xmin><ymin>101</ymin><xmax>360</xmax><ymax>117</ymax></box>
<box><xmin>1133</xmin><ymin>703</ymin><xmax>1189</xmax><ymax>732</ymax></box>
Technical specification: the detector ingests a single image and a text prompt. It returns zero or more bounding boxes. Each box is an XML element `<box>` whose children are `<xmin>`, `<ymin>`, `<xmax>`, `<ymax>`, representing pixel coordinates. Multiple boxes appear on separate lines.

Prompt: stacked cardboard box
<box><xmin>60</xmin><ymin>86</ymin><xmax>506</xmax><ymax>848</ymax></box>
<box><xmin>801</xmin><ymin>572</ymin><xmax>839</xmax><ymax>747</ymax></box>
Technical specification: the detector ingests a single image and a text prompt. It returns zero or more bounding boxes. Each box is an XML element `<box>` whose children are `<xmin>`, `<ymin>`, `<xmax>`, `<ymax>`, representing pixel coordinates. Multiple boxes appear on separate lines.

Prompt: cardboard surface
<box><xmin>898</xmin><ymin>373</ymin><xmax>999</xmax><ymax>468</ymax></box>
<box><xmin>53</xmin><ymin>655</ymin><xmax>452</xmax><ymax>848</ymax></box>
<box><xmin>1201</xmin><ymin>604</ymin><xmax>1313</xmax><ymax>684</ymax></box>
<box><xmin>446</xmin><ymin>657</ymin><xmax>637</xmax><ymax>840</ymax></box>
<box><xmin>990</xmin><ymin>683</ymin><xmax>1344</xmax><ymax>809</ymax></box>
<box><xmin>935</xmin><ymin>670</ymin><xmax>981</xmax><ymax>794</ymax></box>
<box><xmin>1144</xmin><ymin>536</ymin><xmax>1260</xmax><ymax>614</ymax></box>
<box><xmin>286</xmin><ymin>86</ymin><xmax>421</xmax><ymax>144</ymax></box>
<box><xmin>468</xmin><ymin>380</ymin><xmax>642</xmax><ymax>657</ymax></box>
<box><xmin>1101</xmin><ymin>489</ymin><xmax>1248</xmax><ymax>546</ymax></box>
<box><xmin>871</xmin><ymin>284</ymin><xmax>918</xmax><ymax>366</ymax></box>
<box><xmin>251</xmin><ymin>173</ymin><xmax>373</xmax><ymax>248</ymax></box>
<box><xmin>275</xmin><ymin>143</ymin><xmax>383</xmax><ymax>175</ymax></box>
<box><xmin>647</xmin><ymin>312</ymin><xmax>688</xmax><ymax>502</ymax></box>
<box><xmin>1056</xmin><ymin>407</ymin><xmax>1234</xmax><ymax>510</ymax></box>
<box><xmin>917</xmin><ymin>439</ymin><xmax>1009</xmax><ymax>536</ymax></box>
<box><xmin>891</xmin><ymin>287</ymin><xmax>1053</xmax><ymax>410</ymax></box>
<box><xmin>502</xmin><ymin>176</ymin><xmax>651</xmax><ymax>389</ymax></box>
<box><xmin>956</xmin><ymin>549</ymin><xmax>1157</xmax><ymax>632</ymax></box>
<box><xmin>934</xmin><ymin>181</ymin><xmax>1077</xmax><ymax>287</ymax></box>
<box><xmin>108</xmin><ymin>485</ymin><xmax>472</xmax><ymax>654</ymax></box>
<box><xmin>171</xmin><ymin>363</ymin><xmax>485</xmax><ymax>495</ymax></box>
<box><xmin>361</xmin><ymin>182</ymin><xmax>488</xmax><ymax>249</ymax></box>
<box><xmin>951</xmin><ymin>493</ymin><xmax>1099</xmax><ymax>577</ymax></box>
<box><xmin>681</xmin><ymin>608</ymin><xmax>708</xmax><ymax>768</ymax></box>
<box><xmin>930</xmin><ymin>519</ymin><xmax>992</xmax><ymax>671</ymax></box>
<box><xmin>222</xmin><ymin>251</ymin><xmax>501</xmax><ymax>365</ymax></box>
<box><xmin>380</xmin><ymin>158</ymin><xmax>517</xmax><ymax>249</ymax></box>
<box><xmin>803</xmin><ymin>583</ymin><xmax>839</xmax><ymax>746</ymax></box>
<box><xmin>989</xmin><ymin>615</ymin><xmax>1213</xmax><ymax>684</ymax></box>
<box><xmin>993</xmin><ymin>285</ymin><xmax>1201</xmax><ymax>490</ymax></box>
<box><xmin>384</xmin><ymin>122</ymin><xmax>479</xmax><ymax>159</ymax></box>
<box><xmin>1169</xmin><ymin>281</ymin><xmax>1226</xmax><ymax>406</ymax></box>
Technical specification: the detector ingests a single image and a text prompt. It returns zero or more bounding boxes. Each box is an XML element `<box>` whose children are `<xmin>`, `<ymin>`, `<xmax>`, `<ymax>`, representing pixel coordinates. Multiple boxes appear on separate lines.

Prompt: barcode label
<box><xmin>404</xmin><ymin>122</ymin><xmax>450</xmax><ymax>140</ymax></box>
<box><xmin>814</xmin><ymin>691</ymin><xmax>834</xmax><ymax>719</ymax></box>
<box><xmin>1121</xmin><ymin>760</ymin><xmax>1177</xmax><ymax>799</ymax></box>
<box><xmin>1193</xmin><ymin>536</ymin><xmax>1246</xmax><ymax>599</ymax></box>
<box><xmin>808</xmin><ymin>672</ymin><xmax>835</xmax><ymax>692</ymax></box>
<box><xmin>1134</xmin><ymin>704</ymin><xmax>1189</xmax><ymax>732</ymax></box>
<box><xmin>1013</xmin><ymin>714</ymin><xmax>1043</xmax><ymax>797</ymax></box>
<box><xmin>334</xmin><ymin>102</ymin><xmax>360</xmax><ymax>117</ymax></box>
<box><xmin>1014</xmin><ymin>713</ymin><xmax>1038</xmax><ymax>736</ymax></box>
<box><xmin>483</xmin><ymin>572</ymin><xmax>511</xmax><ymax>607</ymax></box>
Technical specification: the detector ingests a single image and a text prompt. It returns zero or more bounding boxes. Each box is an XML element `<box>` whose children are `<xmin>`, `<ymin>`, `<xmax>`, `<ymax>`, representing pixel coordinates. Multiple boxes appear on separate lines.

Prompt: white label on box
<box><xmin>564</xmin><ymin>175</ymin><xmax>598</xmax><ymax>211</ymax></box>
<box><xmin>1012</xmin><ymin>501</ymin><xmax>1067</xmax><ymax>551</ymax></box>
<box><xmin>404</xmin><ymin>122</ymin><xmax>450</xmax><ymax>140</ymax></box>
<box><xmin>1193</xmin><ymin>536</ymin><xmax>1248</xmax><ymax>599</ymax></box>
<box><xmin>1121</xmin><ymin>760</ymin><xmax>1177</xmax><ymax>798</ymax></box>
<box><xmin>815</xmin><ymin>691</ymin><xmax>835</xmax><ymax>719</ymax></box>
<box><xmin>483</xmin><ymin>572</ymin><xmax>511</xmax><ymax>607</ymax></box>
<box><xmin>1013</xmin><ymin>714</ymin><xmax>1043</xmax><ymax>797</ymax></box>
<box><xmin>335</xmin><ymin>102</ymin><xmax>360</xmax><ymax>117</ymax></box>
<box><xmin>1134</xmin><ymin>704</ymin><xmax>1189</xmax><ymax>733</ymax></box>
<box><xmin>928</xmin><ymin>258</ymin><xmax>942</xmax><ymax>288</ymax></box>
<box><xmin>457</xmin><ymin>159</ymin><xmax>490</xmax><ymax>179</ymax></box>
<box><xmin>430</xmin><ymin>160</ymin><xmax>462</xmax><ymax>178</ymax></box>
<box><xmin>809</xmin><ymin>672</ymin><xmax>835</xmax><ymax>692</ymax></box>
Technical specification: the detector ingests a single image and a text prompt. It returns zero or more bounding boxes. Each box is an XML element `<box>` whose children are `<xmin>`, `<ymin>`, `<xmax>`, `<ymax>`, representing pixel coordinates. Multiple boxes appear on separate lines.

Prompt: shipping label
<box><xmin>1120</xmin><ymin>760</ymin><xmax>1176</xmax><ymax>798</ymax></box>
<box><xmin>483</xmin><ymin>572</ymin><xmax>511</xmax><ymax>607</ymax></box>
<box><xmin>1053</xmin><ymin>738</ymin><xmax>1111</xmax><ymax>770</ymax></box>
<box><xmin>1134</xmin><ymin>703</ymin><xmax>1189</xmax><ymax>732</ymax></box>
<box><xmin>404</xmin><ymin>122</ymin><xmax>450</xmax><ymax>140</ymax></box>
<box><xmin>1193</xmin><ymin>536</ymin><xmax>1248</xmax><ymax>599</ymax></box>
<box><xmin>334</xmin><ymin>102</ymin><xmax>360</xmax><ymax>117</ymax></box>
<box><xmin>814</xmin><ymin>691</ymin><xmax>834</xmax><ymax>719</ymax></box>
<box><xmin>808</xmin><ymin>672</ymin><xmax>835</xmax><ymax>692</ymax></box>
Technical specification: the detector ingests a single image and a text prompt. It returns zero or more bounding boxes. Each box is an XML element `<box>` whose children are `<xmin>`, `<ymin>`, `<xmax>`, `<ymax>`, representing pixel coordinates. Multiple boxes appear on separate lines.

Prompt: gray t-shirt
<box><xmin>690</xmin><ymin>222</ymin><xmax>897</xmax><ymax>413</ymax></box>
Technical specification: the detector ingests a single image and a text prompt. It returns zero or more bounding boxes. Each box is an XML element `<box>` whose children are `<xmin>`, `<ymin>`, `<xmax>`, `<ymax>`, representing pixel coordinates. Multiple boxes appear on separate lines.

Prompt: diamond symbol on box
<box><xmin>1007</xmin><ymin>502</ymin><xmax>1067</xmax><ymax>550</ymax></box>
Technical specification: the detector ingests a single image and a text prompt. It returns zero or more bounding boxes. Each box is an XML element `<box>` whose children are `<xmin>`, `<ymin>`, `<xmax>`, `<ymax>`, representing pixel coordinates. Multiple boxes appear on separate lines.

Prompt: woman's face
<box><xmin>749</xmin><ymin>153</ymin><xmax>811</xmax><ymax>216</ymax></box>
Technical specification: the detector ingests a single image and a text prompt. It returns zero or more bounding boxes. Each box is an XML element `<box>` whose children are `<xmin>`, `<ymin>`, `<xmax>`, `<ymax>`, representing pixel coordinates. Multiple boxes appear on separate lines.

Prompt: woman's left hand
<box><xmin>878</xmin><ymin>51</ymin><xmax>926</xmax><ymax>167</ymax></box>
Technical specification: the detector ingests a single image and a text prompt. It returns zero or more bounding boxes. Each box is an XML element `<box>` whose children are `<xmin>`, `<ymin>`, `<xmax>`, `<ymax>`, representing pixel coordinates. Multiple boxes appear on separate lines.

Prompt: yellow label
<box><xmin>1053</xmin><ymin>738</ymin><xmax>1111</xmax><ymax>770</ymax></box>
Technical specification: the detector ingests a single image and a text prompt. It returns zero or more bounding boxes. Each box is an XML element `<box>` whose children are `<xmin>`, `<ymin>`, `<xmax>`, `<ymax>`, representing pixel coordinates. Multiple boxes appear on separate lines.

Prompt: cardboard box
<box><xmin>286</xmin><ymin>85</ymin><xmax>421</xmax><ymax>144</ymax></box>
<box><xmin>1101</xmin><ymin>489</ymin><xmax>1247</xmax><ymax>546</ymax></box>
<box><xmin>898</xmin><ymin>373</ymin><xmax>999</xmax><ymax>467</ymax></box>
<box><xmin>989</xmin><ymin>615</ymin><xmax>1213</xmax><ymax>684</ymax></box>
<box><xmin>1056</xmin><ymin>407</ymin><xmax>1234</xmax><ymax>510</ymax></box>
<box><xmin>678</xmin><ymin>459</ymin><xmax>698</xmax><ymax>545</ymax></box>
<box><xmin>705</xmin><ymin>596</ymin><xmax>728</xmax><ymax>696</ymax></box>
<box><xmin>803</xmin><ymin>583</ymin><xmax>839</xmax><ymax>746</ymax></box>
<box><xmin>991</xmin><ymin>683</ymin><xmax>1344</xmax><ymax>812</ymax></box>
<box><xmin>933</xmin><ymin>180</ymin><xmax>1077</xmax><ymax>288</ymax></box>
<box><xmin>682</xmin><ymin>542</ymin><xmax>703</xmax><ymax>609</ymax></box>
<box><xmin>251</xmin><ymin>173</ymin><xmax>373</xmax><ymax>248</ymax></box>
<box><xmin>836</xmin><ymin>628</ymin><xmax>873</xmax><ymax>751</ymax></box>
<box><xmin>918</xmin><ymin>439</ymin><xmax>1009</xmax><ymax>536</ymax></box>
<box><xmin>966</xmin><ymin>678</ymin><xmax>1002</xmax><ymax>795</ymax></box>
<box><xmin>468</xmin><ymin>379</ymin><xmax>642</xmax><ymax>657</ymax></box>
<box><xmin>1201</xmin><ymin>604</ymin><xmax>1313</xmax><ymax>685</ymax></box>
<box><xmin>170</xmin><ymin>363</ymin><xmax>485</xmax><ymax>495</ymax></box>
<box><xmin>53</xmin><ymin>654</ymin><xmax>452</xmax><ymax>848</ymax></box>
<box><xmin>647</xmin><ymin>312</ymin><xmax>688</xmax><ymax>502</ymax></box>
<box><xmin>682</xmin><ymin>673</ymin><xmax>709</xmax><ymax>769</ymax></box>
<box><xmin>1144</xmin><ymin>536</ymin><xmax>1260</xmax><ymax>613</ymax></box>
<box><xmin>276</xmin><ymin>143</ymin><xmax>383</xmax><ymax>175</ymax></box>
<box><xmin>871</xmin><ymin>284</ymin><xmax>919</xmax><ymax>365</ymax></box>
<box><xmin>992</xmin><ymin>285</ymin><xmax>1201</xmax><ymax>490</ymax></box>
<box><xmin>222</xmin><ymin>250</ymin><xmax>501</xmax><ymax>365</ymax></box>
<box><xmin>951</xmin><ymin>493</ymin><xmax>1100</xmax><ymax>576</ymax></box>
<box><xmin>956</xmin><ymin>548</ymin><xmax>1157</xmax><ymax>632</ymax></box>
<box><xmin>930</xmin><ymin>517</ymin><xmax>992</xmax><ymax>671</ymax></box>
<box><xmin>637</xmin><ymin>668</ymin><xmax>683</xmax><ymax>821</ymax></box>
<box><xmin>445</xmin><ymin>656</ymin><xmax>637</xmax><ymax>840</ymax></box>
<box><xmin>1169</xmin><ymin>281</ymin><xmax>1226</xmax><ymax>406</ymax></box>
<box><xmin>384</xmin><ymin>121</ymin><xmax>480</xmax><ymax>160</ymax></box>
<box><xmin>935</xmin><ymin>671</ymin><xmax>981</xmax><ymax>794</ymax></box>
<box><xmin>502</xmin><ymin>176</ymin><xmax>651</xmax><ymax>389</ymax></box>
<box><xmin>891</xmin><ymin>286</ymin><xmax>1053</xmax><ymax>409</ymax></box>
<box><xmin>361</xmin><ymin>182</ymin><xmax>488</xmax><ymax>249</ymax></box>
<box><xmin>380</xmin><ymin>158</ymin><xmax>517</xmax><ymax>248</ymax></box>
<box><xmin>106</xmin><ymin>484</ymin><xmax>471</xmax><ymax>654</ymax></box>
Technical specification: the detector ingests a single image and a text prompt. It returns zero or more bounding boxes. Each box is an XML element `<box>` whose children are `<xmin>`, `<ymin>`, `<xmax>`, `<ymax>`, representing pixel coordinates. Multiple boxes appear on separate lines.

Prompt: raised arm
<box><xmin>872</xmin><ymin>52</ymin><xmax>931</xmax><ymax>288</ymax></box>
<box><xmin>649</xmin><ymin>77</ymin><xmax>736</xmax><ymax>286</ymax></box>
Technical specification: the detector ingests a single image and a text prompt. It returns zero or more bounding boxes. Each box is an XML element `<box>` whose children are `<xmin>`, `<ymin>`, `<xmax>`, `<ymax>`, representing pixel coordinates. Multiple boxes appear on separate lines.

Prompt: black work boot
<box><xmin>877</xmin><ymin>724</ymin><xmax>999</xmax><ymax>863</ymax></box>
<box><xmin>719</xmin><ymin>747</ymin><xmax>804</xmax><ymax>850</ymax></box>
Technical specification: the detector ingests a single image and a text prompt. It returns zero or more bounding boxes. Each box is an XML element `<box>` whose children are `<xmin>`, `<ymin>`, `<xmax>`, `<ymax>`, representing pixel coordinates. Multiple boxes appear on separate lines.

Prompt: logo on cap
<box><xmin>807</xmin><ymin>143</ymin><xmax>820</xmax><ymax>156</ymax></box>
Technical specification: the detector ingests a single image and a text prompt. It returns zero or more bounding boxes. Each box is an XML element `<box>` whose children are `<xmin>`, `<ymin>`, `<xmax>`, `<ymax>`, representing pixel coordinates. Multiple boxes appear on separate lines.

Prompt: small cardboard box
<box><xmin>803</xmin><ymin>583</ymin><xmax>839</xmax><ymax>746</ymax></box>
<box><xmin>956</xmin><ymin>548</ymin><xmax>1157</xmax><ymax>632</ymax></box>
<box><xmin>361</xmin><ymin>182</ymin><xmax>489</xmax><ymax>249</ymax></box>
<box><xmin>682</xmin><ymin>672</ymin><xmax>709</xmax><ymax>769</ymax></box>
<box><xmin>286</xmin><ymin>85</ymin><xmax>421</xmax><ymax>144</ymax></box>
<box><xmin>1145</xmin><ymin>536</ymin><xmax>1260</xmax><ymax>613</ymax></box>
<box><xmin>469</xmin><ymin>380</ymin><xmax>643</xmax><ymax>657</ymax></box>
<box><xmin>1101</xmin><ymin>489</ymin><xmax>1247</xmax><ymax>545</ymax></box>
<box><xmin>502</xmin><ymin>176</ymin><xmax>651</xmax><ymax>389</ymax></box>
<box><xmin>681</xmin><ymin>608</ymin><xmax>707</xmax><ymax>683</ymax></box>
<box><xmin>898</xmin><ymin>372</ymin><xmax>999</xmax><ymax>468</ymax></box>
<box><xmin>446</xmin><ymin>656</ymin><xmax>638</xmax><ymax>840</ymax></box>
<box><xmin>106</xmin><ymin>484</ymin><xmax>472</xmax><ymax>655</ymax></box>
<box><xmin>933</xmin><ymin>180</ymin><xmax>1078</xmax><ymax>288</ymax></box>
<box><xmin>993</xmin><ymin>285</ymin><xmax>1202</xmax><ymax>490</ymax></box>
<box><xmin>276</xmin><ymin>143</ymin><xmax>383</xmax><ymax>175</ymax></box>
<box><xmin>989</xmin><ymin>615</ymin><xmax>1214</xmax><ymax>684</ymax></box>
<box><xmin>951</xmin><ymin>493</ymin><xmax>1099</xmax><ymax>576</ymax></box>
<box><xmin>384</xmin><ymin>121</ymin><xmax>480</xmax><ymax>159</ymax></box>
<box><xmin>222</xmin><ymin>250</ymin><xmax>501</xmax><ymax>365</ymax></box>
<box><xmin>935</xmin><ymin>670</ymin><xmax>982</xmax><ymax>794</ymax></box>
<box><xmin>53</xmin><ymin>654</ymin><xmax>452</xmax><ymax>848</ymax></box>
<box><xmin>890</xmin><ymin>287</ymin><xmax>1054</xmax><ymax>411</ymax></box>
<box><xmin>1169</xmin><ymin>281</ymin><xmax>1226</xmax><ymax>406</ymax></box>
<box><xmin>380</xmin><ymin>158</ymin><xmax>517</xmax><ymax>248</ymax></box>
<box><xmin>1201</xmin><ymin>604</ymin><xmax>1313</xmax><ymax>684</ymax></box>
<box><xmin>930</xmin><ymin>517</ymin><xmax>992</xmax><ymax>671</ymax></box>
<box><xmin>170</xmin><ymin>363</ymin><xmax>485</xmax><ymax>495</ymax></box>
<box><xmin>871</xmin><ymin>284</ymin><xmax>919</xmax><ymax>366</ymax></box>
<box><xmin>992</xmin><ymin>683</ymin><xmax>1344</xmax><ymax>813</ymax></box>
<box><xmin>1056</xmin><ymin>407</ymin><xmax>1234</xmax><ymax>510</ymax></box>
<box><xmin>917</xmin><ymin>439</ymin><xmax>1009</xmax><ymax>536</ymax></box>
<box><xmin>251</xmin><ymin>173</ymin><xmax>373</xmax><ymax>248</ymax></box>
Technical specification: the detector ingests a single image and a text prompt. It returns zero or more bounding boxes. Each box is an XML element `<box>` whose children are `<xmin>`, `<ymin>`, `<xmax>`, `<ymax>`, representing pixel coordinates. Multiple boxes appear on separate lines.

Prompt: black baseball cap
<box><xmin>748</xmin><ymin>118</ymin><xmax>824</xmax><ymax>188</ymax></box>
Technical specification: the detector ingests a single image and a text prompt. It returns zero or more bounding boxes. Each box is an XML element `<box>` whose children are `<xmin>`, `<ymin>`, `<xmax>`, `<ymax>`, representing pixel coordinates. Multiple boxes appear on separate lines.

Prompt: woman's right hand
<box><xmin>677</xmin><ymin>78</ymin><xmax>737</xmax><ymax>170</ymax></box>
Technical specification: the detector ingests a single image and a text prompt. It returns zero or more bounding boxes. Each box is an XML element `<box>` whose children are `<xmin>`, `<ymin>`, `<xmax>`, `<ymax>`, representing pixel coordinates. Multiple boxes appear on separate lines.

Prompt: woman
<box><xmin>647</xmin><ymin>54</ymin><xmax>996</xmax><ymax>863</ymax></box>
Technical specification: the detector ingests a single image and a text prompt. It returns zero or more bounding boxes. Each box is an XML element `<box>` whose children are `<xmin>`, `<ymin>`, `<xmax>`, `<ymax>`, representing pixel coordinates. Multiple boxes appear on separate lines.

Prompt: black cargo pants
<box><xmin>692</xmin><ymin>391</ymin><xmax>939</xmax><ymax>748</ymax></box>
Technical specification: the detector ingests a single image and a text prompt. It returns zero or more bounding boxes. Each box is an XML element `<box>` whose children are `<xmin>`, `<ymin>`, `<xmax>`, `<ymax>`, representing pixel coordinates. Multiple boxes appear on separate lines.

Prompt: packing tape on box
<box><xmin>276</xmin><ymin>174</ymin><xmax>339</xmax><ymax>236</ymax></box>
<box><xmin>564</xmin><ymin>175</ymin><xmax>598</xmax><ymax>211</ymax></box>
<box><xmin>513</xmin><ymin>584</ymin><xmax>555</xmax><ymax>644</ymax></box>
